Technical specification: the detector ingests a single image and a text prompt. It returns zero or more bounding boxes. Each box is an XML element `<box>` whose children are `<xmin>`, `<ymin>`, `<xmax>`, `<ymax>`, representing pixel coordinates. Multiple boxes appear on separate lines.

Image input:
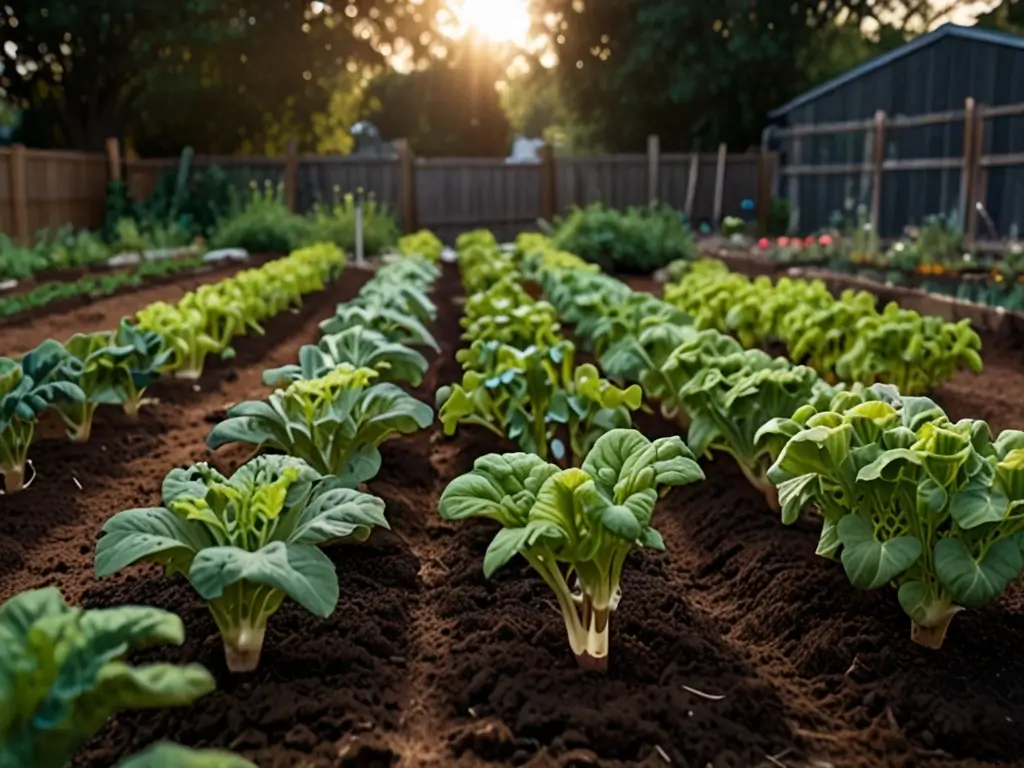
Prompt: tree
<box><xmin>363</xmin><ymin>36</ymin><xmax>511</xmax><ymax>156</ymax></box>
<box><xmin>0</xmin><ymin>0</ymin><xmax>442</xmax><ymax>152</ymax></box>
<box><xmin>528</xmin><ymin>0</ymin><xmax>946</xmax><ymax>151</ymax></box>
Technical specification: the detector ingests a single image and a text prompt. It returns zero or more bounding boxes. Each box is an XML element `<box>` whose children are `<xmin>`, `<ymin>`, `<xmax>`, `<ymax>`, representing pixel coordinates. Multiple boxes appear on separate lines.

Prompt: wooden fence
<box><xmin>768</xmin><ymin>97</ymin><xmax>1024</xmax><ymax>243</ymax></box>
<box><xmin>0</xmin><ymin>136</ymin><xmax>769</xmax><ymax>244</ymax></box>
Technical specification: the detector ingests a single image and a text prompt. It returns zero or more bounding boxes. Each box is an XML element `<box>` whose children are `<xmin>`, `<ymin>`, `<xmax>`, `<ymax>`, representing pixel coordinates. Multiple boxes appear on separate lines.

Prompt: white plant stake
<box><xmin>355</xmin><ymin>188</ymin><xmax>365</xmax><ymax>266</ymax></box>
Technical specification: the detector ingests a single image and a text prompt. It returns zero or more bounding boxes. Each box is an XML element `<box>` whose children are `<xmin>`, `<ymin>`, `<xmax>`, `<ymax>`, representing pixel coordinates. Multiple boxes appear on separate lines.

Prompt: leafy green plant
<box><xmin>455</xmin><ymin>229</ymin><xmax>498</xmax><ymax>253</ymax></box>
<box><xmin>51</xmin><ymin>331</ymin><xmax>125</xmax><ymax>442</ymax></box>
<box><xmin>439</xmin><ymin>341</ymin><xmax>642</xmax><ymax>465</ymax></box>
<box><xmin>95</xmin><ymin>455</ymin><xmax>387</xmax><ymax>672</ymax></box>
<box><xmin>0</xmin><ymin>341</ymin><xmax>85</xmax><ymax>493</ymax></box>
<box><xmin>675</xmin><ymin>344</ymin><xmax>835</xmax><ymax>507</ymax></box>
<box><xmin>398</xmin><ymin>229</ymin><xmax>444</xmax><ymax>263</ymax></box>
<box><xmin>207</xmin><ymin>365</ymin><xmax>433</xmax><ymax>484</ymax></box>
<box><xmin>116</xmin><ymin>743</ymin><xmax>256</xmax><ymax>768</ymax></box>
<box><xmin>759</xmin><ymin>385</ymin><xmax>1024</xmax><ymax>648</ymax></box>
<box><xmin>0</xmin><ymin>587</ymin><xmax>215</xmax><ymax>768</ymax></box>
<box><xmin>106</xmin><ymin>319</ymin><xmax>175</xmax><ymax>417</ymax></box>
<box><xmin>550</xmin><ymin>203</ymin><xmax>696</xmax><ymax>274</ymax></box>
<box><xmin>438</xmin><ymin>429</ymin><xmax>704</xmax><ymax>669</ymax></box>
<box><xmin>263</xmin><ymin>326</ymin><xmax>429</xmax><ymax>388</ymax></box>
<box><xmin>319</xmin><ymin>305</ymin><xmax>438</xmax><ymax>351</ymax></box>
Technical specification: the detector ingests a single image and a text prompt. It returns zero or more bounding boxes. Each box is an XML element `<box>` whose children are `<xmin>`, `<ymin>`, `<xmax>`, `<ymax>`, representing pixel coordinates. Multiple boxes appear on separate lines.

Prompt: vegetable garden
<box><xmin>2</xmin><ymin>223</ymin><xmax>1024</xmax><ymax>768</ymax></box>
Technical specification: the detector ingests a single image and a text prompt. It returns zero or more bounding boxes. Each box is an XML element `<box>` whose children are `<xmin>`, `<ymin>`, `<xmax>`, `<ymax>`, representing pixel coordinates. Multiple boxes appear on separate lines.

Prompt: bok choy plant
<box><xmin>262</xmin><ymin>326</ymin><xmax>429</xmax><ymax>387</ymax></box>
<box><xmin>107</xmin><ymin>319</ymin><xmax>176</xmax><ymax>418</ymax></box>
<box><xmin>0</xmin><ymin>587</ymin><xmax>215</xmax><ymax>768</ymax></box>
<box><xmin>52</xmin><ymin>331</ymin><xmax>125</xmax><ymax>442</ymax></box>
<box><xmin>438</xmin><ymin>428</ymin><xmax>704</xmax><ymax>669</ymax></box>
<box><xmin>95</xmin><ymin>455</ymin><xmax>388</xmax><ymax>671</ymax></box>
<box><xmin>438</xmin><ymin>341</ymin><xmax>642</xmax><ymax>465</ymax></box>
<box><xmin>1</xmin><ymin>341</ymin><xmax>84</xmax><ymax>493</ymax></box>
<box><xmin>116</xmin><ymin>743</ymin><xmax>256</xmax><ymax>768</ymax></box>
<box><xmin>207</xmin><ymin>365</ymin><xmax>433</xmax><ymax>484</ymax></box>
<box><xmin>758</xmin><ymin>384</ymin><xmax>1024</xmax><ymax>648</ymax></box>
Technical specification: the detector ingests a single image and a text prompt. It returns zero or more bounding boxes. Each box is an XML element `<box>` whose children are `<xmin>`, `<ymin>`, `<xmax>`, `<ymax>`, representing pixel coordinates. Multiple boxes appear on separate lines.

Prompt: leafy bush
<box><xmin>550</xmin><ymin>203</ymin><xmax>696</xmax><ymax>274</ymax></box>
<box><xmin>208</xmin><ymin>182</ymin><xmax>315</xmax><ymax>254</ymax></box>
<box><xmin>438</xmin><ymin>429</ymin><xmax>703</xmax><ymax>669</ymax></box>
<box><xmin>0</xmin><ymin>587</ymin><xmax>214</xmax><ymax>768</ymax></box>
<box><xmin>95</xmin><ymin>455</ymin><xmax>387</xmax><ymax>672</ymax></box>
<box><xmin>309</xmin><ymin>191</ymin><xmax>400</xmax><ymax>255</ymax></box>
<box><xmin>760</xmin><ymin>385</ymin><xmax>1024</xmax><ymax>648</ymax></box>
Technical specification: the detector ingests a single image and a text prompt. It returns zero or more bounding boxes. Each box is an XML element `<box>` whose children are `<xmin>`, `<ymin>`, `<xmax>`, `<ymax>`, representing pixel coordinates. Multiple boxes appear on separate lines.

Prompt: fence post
<box><xmin>105</xmin><ymin>138</ymin><xmax>123</xmax><ymax>183</ymax></box>
<box><xmin>960</xmin><ymin>98</ymin><xmax>977</xmax><ymax>251</ymax></box>
<box><xmin>394</xmin><ymin>138</ymin><xmax>417</xmax><ymax>233</ymax></box>
<box><xmin>10</xmin><ymin>143</ymin><xmax>28</xmax><ymax>245</ymax></box>
<box><xmin>540</xmin><ymin>143</ymin><xmax>557</xmax><ymax>221</ymax></box>
<box><xmin>684</xmin><ymin>153</ymin><xmax>699</xmax><ymax>219</ymax></box>
<box><xmin>712</xmin><ymin>142</ymin><xmax>727</xmax><ymax>223</ymax></box>
<box><xmin>968</xmin><ymin>106</ymin><xmax>987</xmax><ymax>245</ymax></box>
<box><xmin>870</xmin><ymin>110</ymin><xmax>886</xmax><ymax>236</ymax></box>
<box><xmin>283</xmin><ymin>139</ymin><xmax>298</xmax><ymax>212</ymax></box>
<box><xmin>647</xmin><ymin>134</ymin><xmax>660</xmax><ymax>203</ymax></box>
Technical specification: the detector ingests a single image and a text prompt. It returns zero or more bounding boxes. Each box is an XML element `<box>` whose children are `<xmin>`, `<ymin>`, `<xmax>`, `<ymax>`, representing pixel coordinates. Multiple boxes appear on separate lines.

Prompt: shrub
<box><xmin>209</xmin><ymin>182</ymin><xmax>315</xmax><ymax>254</ymax></box>
<box><xmin>550</xmin><ymin>203</ymin><xmax>696</xmax><ymax>274</ymax></box>
<box><xmin>309</xmin><ymin>190</ymin><xmax>400</xmax><ymax>256</ymax></box>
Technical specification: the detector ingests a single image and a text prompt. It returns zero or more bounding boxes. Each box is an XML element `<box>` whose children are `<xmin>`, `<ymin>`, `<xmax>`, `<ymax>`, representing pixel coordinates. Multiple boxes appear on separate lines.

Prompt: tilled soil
<box><xmin>2</xmin><ymin>265</ymin><xmax>1023</xmax><ymax>767</ymax></box>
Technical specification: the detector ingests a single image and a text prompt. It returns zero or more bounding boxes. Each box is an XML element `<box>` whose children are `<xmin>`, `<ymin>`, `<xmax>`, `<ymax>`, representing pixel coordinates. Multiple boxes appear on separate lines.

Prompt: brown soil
<box><xmin>1</xmin><ymin>254</ymin><xmax>278</xmax><ymax>356</ymax></box>
<box><xmin>2</xmin><ymin>265</ymin><xmax>1023</xmax><ymax>767</ymax></box>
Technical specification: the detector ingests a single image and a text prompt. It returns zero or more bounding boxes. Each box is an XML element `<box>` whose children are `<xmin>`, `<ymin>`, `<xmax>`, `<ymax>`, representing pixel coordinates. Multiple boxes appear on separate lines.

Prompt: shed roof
<box><xmin>769</xmin><ymin>22</ymin><xmax>1024</xmax><ymax>118</ymax></box>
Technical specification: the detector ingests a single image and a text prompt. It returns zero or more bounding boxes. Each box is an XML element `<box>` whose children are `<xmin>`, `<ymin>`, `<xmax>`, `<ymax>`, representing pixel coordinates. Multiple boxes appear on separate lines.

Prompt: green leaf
<box><xmin>777</xmin><ymin>473</ymin><xmax>818</xmax><ymax>525</ymax></box>
<box><xmin>189</xmin><ymin>542</ymin><xmax>339</xmax><ymax>618</ymax></box>
<box><xmin>837</xmin><ymin>516</ymin><xmax>921</xmax><ymax>590</ymax></box>
<box><xmin>116</xmin><ymin>742</ymin><xmax>257</xmax><ymax>768</ymax></box>
<box><xmin>95</xmin><ymin>507</ymin><xmax>210</xmax><ymax>578</ymax></box>
<box><xmin>934</xmin><ymin>538</ymin><xmax>1024</xmax><ymax>609</ymax></box>
<box><xmin>948</xmin><ymin>477</ymin><xmax>1009</xmax><ymax>529</ymax></box>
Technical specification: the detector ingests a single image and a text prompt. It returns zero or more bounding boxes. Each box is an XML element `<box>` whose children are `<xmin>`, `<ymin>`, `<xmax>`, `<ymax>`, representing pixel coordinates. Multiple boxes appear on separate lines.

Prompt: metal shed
<box><xmin>768</xmin><ymin>23</ymin><xmax>1024</xmax><ymax>238</ymax></box>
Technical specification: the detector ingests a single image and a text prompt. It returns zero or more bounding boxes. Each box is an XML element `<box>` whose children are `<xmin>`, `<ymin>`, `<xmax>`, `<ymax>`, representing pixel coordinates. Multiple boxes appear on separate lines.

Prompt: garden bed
<box><xmin>2</xmin><ymin>265</ymin><xmax>1023</xmax><ymax>767</ymax></box>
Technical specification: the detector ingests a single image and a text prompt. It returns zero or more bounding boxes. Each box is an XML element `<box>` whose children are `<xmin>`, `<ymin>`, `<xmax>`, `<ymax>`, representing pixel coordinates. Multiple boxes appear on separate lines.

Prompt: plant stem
<box><xmin>221</xmin><ymin>621</ymin><xmax>267</xmax><ymax>673</ymax></box>
<box><xmin>2</xmin><ymin>464</ymin><xmax>25</xmax><ymax>493</ymax></box>
<box><xmin>910</xmin><ymin>596</ymin><xmax>963</xmax><ymax>649</ymax></box>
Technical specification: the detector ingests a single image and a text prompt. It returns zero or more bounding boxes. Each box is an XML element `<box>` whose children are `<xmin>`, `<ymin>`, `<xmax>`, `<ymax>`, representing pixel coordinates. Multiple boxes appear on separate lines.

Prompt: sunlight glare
<box><xmin>451</xmin><ymin>0</ymin><xmax>531</xmax><ymax>45</ymax></box>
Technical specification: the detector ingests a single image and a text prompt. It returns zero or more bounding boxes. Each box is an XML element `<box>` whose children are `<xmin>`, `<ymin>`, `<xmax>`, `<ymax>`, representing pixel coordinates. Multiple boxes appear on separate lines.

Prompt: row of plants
<box><xmin>436</xmin><ymin>230</ymin><xmax>706</xmax><ymax>669</ymax></box>
<box><xmin>1</xmin><ymin>248</ymin><xmax>441</xmax><ymax>767</ymax></box>
<box><xmin>0</xmin><ymin>244</ymin><xmax>346</xmax><ymax>494</ymax></box>
<box><xmin>2</xmin><ymin>170</ymin><xmax>401</xmax><ymax>284</ymax></box>
<box><xmin>662</xmin><ymin>259</ymin><xmax>983</xmax><ymax>395</ymax></box>
<box><xmin>0</xmin><ymin>253</ymin><xmax>208</xmax><ymax>320</ymax></box>
<box><xmin>533</xmin><ymin>241</ymin><xmax>1024</xmax><ymax>652</ymax></box>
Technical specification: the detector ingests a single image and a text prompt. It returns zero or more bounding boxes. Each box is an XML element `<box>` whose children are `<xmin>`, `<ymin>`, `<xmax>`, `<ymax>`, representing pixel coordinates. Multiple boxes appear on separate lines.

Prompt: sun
<box><xmin>450</xmin><ymin>0</ymin><xmax>531</xmax><ymax>45</ymax></box>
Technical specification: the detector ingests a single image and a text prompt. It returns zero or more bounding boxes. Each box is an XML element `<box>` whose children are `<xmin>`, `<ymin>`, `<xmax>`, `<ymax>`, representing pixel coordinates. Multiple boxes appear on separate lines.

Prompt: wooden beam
<box><xmin>647</xmin><ymin>134</ymin><xmax>660</xmax><ymax>203</ymax></box>
<box><xmin>10</xmin><ymin>143</ymin><xmax>29</xmax><ymax>245</ymax></box>
<box><xmin>683</xmin><ymin>153</ymin><xmax>699</xmax><ymax>218</ymax></box>
<box><xmin>283</xmin><ymin>139</ymin><xmax>298</xmax><ymax>212</ymax></box>
<box><xmin>712</xmin><ymin>143</ymin><xmax>727</xmax><ymax>223</ymax></box>
<box><xmin>105</xmin><ymin>137</ymin><xmax>122</xmax><ymax>183</ymax></box>
<box><xmin>394</xmin><ymin>138</ymin><xmax>417</xmax><ymax>233</ymax></box>
<box><xmin>870</xmin><ymin>110</ymin><xmax>886</xmax><ymax>235</ymax></box>
<box><xmin>960</xmin><ymin>97</ymin><xmax>976</xmax><ymax>251</ymax></box>
<box><xmin>539</xmin><ymin>143</ymin><xmax>557</xmax><ymax>221</ymax></box>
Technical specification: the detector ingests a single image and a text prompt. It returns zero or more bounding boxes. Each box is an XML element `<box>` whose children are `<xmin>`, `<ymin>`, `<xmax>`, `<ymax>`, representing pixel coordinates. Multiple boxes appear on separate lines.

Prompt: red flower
<box><xmin>819</xmin><ymin>234</ymin><xmax>833</xmax><ymax>246</ymax></box>
<box><xmin>805</xmin><ymin>236</ymin><xmax>816</xmax><ymax>246</ymax></box>
<box><xmin>758</xmin><ymin>238</ymin><xmax>770</xmax><ymax>250</ymax></box>
<box><xmin>777</xmin><ymin>237</ymin><xmax>790</xmax><ymax>247</ymax></box>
